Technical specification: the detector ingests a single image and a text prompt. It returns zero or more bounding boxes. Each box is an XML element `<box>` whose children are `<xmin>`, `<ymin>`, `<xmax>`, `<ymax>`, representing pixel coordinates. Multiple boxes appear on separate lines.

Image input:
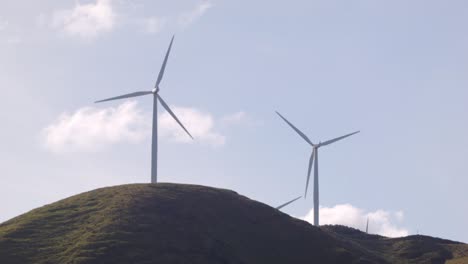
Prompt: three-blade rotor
<box><xmin>94</xmin><ymin>35</ymin><xmax>193</xmax><ymax>140</ymax></box>
<box><xmin>276</xmin><ymin>111</ymin><xmax>359</xmax><ymax>199</ymax></box>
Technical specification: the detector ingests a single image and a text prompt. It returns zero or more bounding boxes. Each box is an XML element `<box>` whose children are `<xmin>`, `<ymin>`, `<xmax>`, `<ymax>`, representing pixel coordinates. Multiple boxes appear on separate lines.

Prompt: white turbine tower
<box><xmin>95</xmin><ymin>36</ymin><xmax>193</xmax><ymax>183</ymax></box>
<box><xmin>366</xmin><ymin>217</ymin><xmax>369</xmax><ymax>234</ymax></box>
<box><xmin>276</xmin><ymin>111</ymin><xmax>359</xmax><ymax>226</ymax></box>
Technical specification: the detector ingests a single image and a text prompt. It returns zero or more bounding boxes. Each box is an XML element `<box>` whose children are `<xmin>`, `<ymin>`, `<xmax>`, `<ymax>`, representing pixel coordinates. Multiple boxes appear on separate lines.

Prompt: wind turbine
<box><xmin>366</xmin><ymin>217</ymin><xmax>369</xmax><ymax>234</ymax></box>
<box><xmin>95</xmin><ymin>36</ymin><xmax>193</xmax><ymax>183</ymax></box>
<box><xmin>276</xmin><ymin>111</ymin><xmax>359</xmax><ymax>226</ymax></box>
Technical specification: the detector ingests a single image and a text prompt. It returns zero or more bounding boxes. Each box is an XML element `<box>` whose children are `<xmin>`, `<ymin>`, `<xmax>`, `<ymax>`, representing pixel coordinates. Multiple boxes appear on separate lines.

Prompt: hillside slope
<box><xmin>0</xmin><ymin>184</ymin><xmax>372</xmax><ymax>264</ymax></box>
<box><xmin>322</xmin><ymin>225</ymin><xmax>468</xmax><ymax>264</ymax></box>
<box><xmin>0</xmin><ymin>184</ymin><xmax>466</xmax><ymax>264</ymax></box>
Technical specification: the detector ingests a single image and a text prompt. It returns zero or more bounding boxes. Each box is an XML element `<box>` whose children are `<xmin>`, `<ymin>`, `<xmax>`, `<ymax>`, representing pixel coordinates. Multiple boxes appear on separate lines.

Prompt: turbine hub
<box><xmin>152</xmin><ymin>88</ymin><xmax>158</xmax><ymax>94</ymax></box>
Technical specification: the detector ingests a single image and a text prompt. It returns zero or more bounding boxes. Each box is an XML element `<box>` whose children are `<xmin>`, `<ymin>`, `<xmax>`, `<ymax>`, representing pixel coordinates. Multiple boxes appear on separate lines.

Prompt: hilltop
<box><xmin>0</xmin><ymin>184</ymin><xmax>466</xmax><ymax>264</ymax></box>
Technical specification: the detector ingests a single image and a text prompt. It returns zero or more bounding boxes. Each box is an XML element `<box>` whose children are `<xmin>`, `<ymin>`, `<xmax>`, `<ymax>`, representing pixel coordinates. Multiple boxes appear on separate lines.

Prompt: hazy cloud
<box><xmin>220</xmin><ymin>111</ymin><xmax>248</xmax><ymax>126</ymax></box>
<box><xmin>140</xmin><ymin>16</ymin><xmax>166</xmax><ymax>34</ymax></box>
<box><xmin>159</xmin><ymin>106</ymin><xmax>225</xmax><ymax>147</ymax></box>
<box><xmin>48</xmin><ymin>1</ymin><xmax>213</xmax><ymax>38</ymax></box>
<box><xmin>35</xmin><ymin>13</ymin><xmax>48</xmax><ymax>28</ymax></box>
<box><xmin>178</xmin><ymin>1</ymin><xmax>212</xmax><ymax>28</ymax></box>
<box><xmin>43</xmin><ymin>102</ymin><xmax>237</xmax><ymax>152</ymax></box>
<box><xmin>0</xmin><ymin>19</ymin><xmax>8</xmax><ymax>31</ymax></box>
<box><xmin>42</xmin><ymin>101</ymin><xmax>148</xmax><ymax>153</ymax></box>
<box><xmin>302</xmin><ymin>204</ymin><xmax>409</xmax><ymax>237</ymax></box>
<box><xmin>6</xmin><ymin>36</ymin><xmax>21</xmax><ymax>44</ymax></box>
<box><xmin>0</xmin><ymin>19</ymin><xmax>22</xmax><ymax>45</ymax></box>
<box><xmin>52</xmin><ymin>0</ymin><xmax>116</xmax><ymax>39</ymax></box>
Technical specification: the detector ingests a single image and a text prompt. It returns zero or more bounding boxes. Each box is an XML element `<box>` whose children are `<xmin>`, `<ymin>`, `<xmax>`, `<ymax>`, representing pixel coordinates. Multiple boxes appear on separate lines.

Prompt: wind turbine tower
<box><xmin>95</xmin><ymin>36</ymin><xmax>193</xmax><ymax>183</ymax></box>
<box><xmin>276</xmin><ymin>111</ymin><xmax>359</xmax><ymax>226</ymax></box>
<box><xmin>366</xmin><ymin>217</ymin><xmax>369</xmax><ymax>234</ymax></box>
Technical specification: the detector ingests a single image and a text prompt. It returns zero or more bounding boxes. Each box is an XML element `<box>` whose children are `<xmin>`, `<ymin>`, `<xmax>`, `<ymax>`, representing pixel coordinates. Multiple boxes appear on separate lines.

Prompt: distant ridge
<box><xmin>0</xmin><ymin>184</ymin><xmax>466</xmax><ymax>264</ymax></box>
<box><xmin>322</xmin><ymin>225</ymin><xmax>468</xmax><ymax>264</ymax></box>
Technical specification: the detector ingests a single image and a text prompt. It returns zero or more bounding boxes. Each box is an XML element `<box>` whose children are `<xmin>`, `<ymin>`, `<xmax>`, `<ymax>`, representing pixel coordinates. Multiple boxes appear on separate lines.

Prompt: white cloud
<box><xmin>48</xmin><ymin>0</ymin><xmax>213</xmax><ymax>38</ymax></box>
<box><xmin>6</xmin><ymin>36</ymin><xmax>21</xmax><ymax>44</ymax></box>
<box><xmin>35</xmin><ymin>13</ymin><xmax>47</xmax><ymax>28</ymax></box>
<box><xmin>0</xmin><ymin>19</ymin><xmax>22</xmax><ymax>45</ymax></box>
<box><xmin>42</xmin><ymin>102</ymin><xmax>237</xmax><ymax>152</ymax></box>
<box><xmin>140</xmin><ymin>16</ymin><xmax>166</xmax><ymax>34</ymax></box>
<box><xmin>159</xmin><ymin>106</ymin><xmax>225</xmax><ymax>147</ymax></box>
<box><xmin>221</xmin><ymin>111</ymin><xmax>248</xmax><ymax>126</ymax></box>
<box><xmin>302</xmin><ymin>204</ymin><xmax>409</xmax><ymax>238</ymax></box>
<box><xmin>0</xmin><ymin>19</ymin><xmax>8</xmax><ymax>31</ymax></box>
<box><xmin>52</xmin><ymin>0</ymin><xmax>116</xmax><ymax>39</ymax></box>
<box><xmin>42</xmin><ymin>101</ymin><xmax>149</xmax><ymax>153</ymax></box>
<box><xmin>178</xmin><ymin>1</ymin><xmax>212</xmax><ymax>28</ymax></box>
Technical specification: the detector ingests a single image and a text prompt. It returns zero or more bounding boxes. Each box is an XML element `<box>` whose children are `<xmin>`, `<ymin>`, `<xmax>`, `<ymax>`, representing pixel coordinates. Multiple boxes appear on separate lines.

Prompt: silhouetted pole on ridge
<box><xmin>95</xmin><ymin>36</ymin><xmax>193</xmax><ymax>183</ymax></box>
<box><xmin>276</xmin><ymin>111</ymin><xmax>359</xmax><ymax>226</ymax></box>
<box><xmin>366</xmin><ymin>217</ymin><xmax>369</xmax><ymax>234</ymax></box>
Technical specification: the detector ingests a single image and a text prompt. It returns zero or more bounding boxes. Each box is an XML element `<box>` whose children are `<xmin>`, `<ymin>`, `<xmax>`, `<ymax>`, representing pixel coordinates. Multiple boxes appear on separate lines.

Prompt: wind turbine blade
<box><xmin>276</xmin><ymin>196</ymin><xmax>302</xmax><ymax>210</ymax></box>
<box><xmin>95</xmin><ymin>91</ymin><xmax>152</xmax><ymax>103</ymax></box>
<box><xmin>320</xmin><ymin>131</ymin><xmax>360</xmax><ymax>147</ymax></box>
<box><xmin>275</xmin><ymin>111</ymin><xmax>313</xmax><ymax>146</ymax></box>
<box><xmin>305</xmin><ymin>149</ymin><xmax>314</xmax><ymax>198</ymax></box>
<box><xmin>157</xmin><ymin>95</ymin><xmax>193</xmax><ymax>139</ymax></box>
<box><xmin>155</xmin><ymin>35</ymin><xmax>175</xmax><ymax>88</ymax></box>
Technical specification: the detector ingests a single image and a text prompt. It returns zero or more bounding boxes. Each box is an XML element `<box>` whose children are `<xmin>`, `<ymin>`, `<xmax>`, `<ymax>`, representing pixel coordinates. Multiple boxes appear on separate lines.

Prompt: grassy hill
<box><xmin>322</xmin><ymin>225</ymin><xmax>468</xmax><ymax>264</ymax></box>
<box><xmin>0</xmin><ymin>184</ymin><xmax>466</xmax><ymax>264</ymax></box>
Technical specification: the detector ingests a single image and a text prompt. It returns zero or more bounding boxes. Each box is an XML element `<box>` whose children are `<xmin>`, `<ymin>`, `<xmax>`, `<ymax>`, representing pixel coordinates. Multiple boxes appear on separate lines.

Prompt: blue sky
<box><xmin>1</xmin><ymin>0</ymin><xmax>468</xmax><ymax>242</ymax></box>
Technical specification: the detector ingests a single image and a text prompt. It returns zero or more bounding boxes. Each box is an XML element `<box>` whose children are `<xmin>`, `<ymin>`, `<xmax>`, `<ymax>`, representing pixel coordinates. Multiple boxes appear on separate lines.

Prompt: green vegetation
<box><xmin>0</xmin><ymin>184</ymin><xmax>466</xmax><ymax>264</ymax></box>
<box><xmin>322</xmin><ymin>225</ymin><xmax>468</xmax><ymax>264</ymax></box>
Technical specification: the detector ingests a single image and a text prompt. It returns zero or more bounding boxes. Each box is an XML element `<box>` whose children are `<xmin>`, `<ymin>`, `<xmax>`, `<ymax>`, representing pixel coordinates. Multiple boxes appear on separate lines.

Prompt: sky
<box><xmin>1</xmin><ymin>0</ymin><xmax>468</xmax><ymax>242</ymax></box>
